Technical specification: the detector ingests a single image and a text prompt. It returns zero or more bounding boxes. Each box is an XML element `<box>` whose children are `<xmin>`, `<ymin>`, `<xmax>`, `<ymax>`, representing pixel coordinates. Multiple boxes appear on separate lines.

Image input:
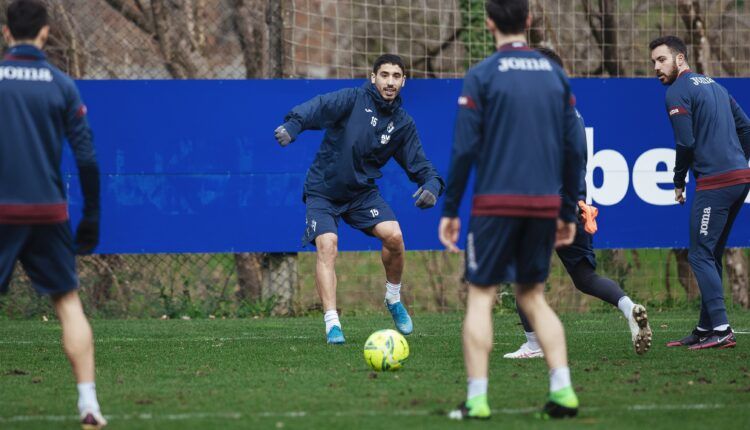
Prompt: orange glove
<box><xmin>578</xmin><ymin>200</ymin><xmax>599</xmax><ymax>234</ymax></box>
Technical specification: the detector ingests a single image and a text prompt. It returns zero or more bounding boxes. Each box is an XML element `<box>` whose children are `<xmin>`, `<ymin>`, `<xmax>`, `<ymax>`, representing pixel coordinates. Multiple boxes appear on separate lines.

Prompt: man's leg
<box><xmin>448</xmin><ymin>284</ymin><xmax>495</xmax><ymax>420</ymax></box>
<box><xmin>687</xmin><ymin>185</ymin><xmax>748</xmax><ymax>349</ymax></box>
<box><xmin>52</xmin><ymin>290</ymin><xmax>106</xmax><ymax>428</ymax></box>
<box><xmin>372</xmin><ymin>220</ymin><xmax>404</xmax><ymax>285</ymax></box>
<box><xmin>314</xmin><ymin>233</ymin><xmax>344</xmax><ymax>344</ymax></box>
<box><xmin>371</xmin><ymin>221</ymin><xmax>412</xmax><ymax>335</ymax></box>
<box><xmin>516</xmin><ymin>282</ymin><xmax>578</xmax><ymax>418</ymax></box>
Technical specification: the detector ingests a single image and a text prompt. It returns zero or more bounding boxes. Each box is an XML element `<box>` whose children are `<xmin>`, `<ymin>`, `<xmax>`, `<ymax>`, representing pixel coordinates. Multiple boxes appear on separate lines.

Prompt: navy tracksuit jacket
<box><xmin>282</xmin><ymin>82</ymin><xmax>444</xmax><ymax>203</ymax></box>
<box><xmin>442</xmin><ymin>42</ymin><xmax>585</xmax><ymax>222</ymax></box>
<box><xmin>0</xmin><ymin>45</ymin><xmax>99</xmax><ymax>224</ymax></box>
<box><xmin>665</xmin><ymin>69</ymin><xmax>750</xmax><ymax>329</ymax></box>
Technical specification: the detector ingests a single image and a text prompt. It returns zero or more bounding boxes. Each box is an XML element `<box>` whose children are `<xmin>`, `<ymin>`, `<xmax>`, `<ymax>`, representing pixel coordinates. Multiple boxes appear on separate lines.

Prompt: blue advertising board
<box><xmin>62</xmin><ymin>78</ymin><xmax>750</xmax><ymax>253</ymax></box>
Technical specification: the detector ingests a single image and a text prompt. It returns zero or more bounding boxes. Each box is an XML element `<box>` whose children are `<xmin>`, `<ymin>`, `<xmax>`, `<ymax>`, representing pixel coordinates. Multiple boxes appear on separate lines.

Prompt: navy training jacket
<box><xmin>282</xmin><ymin>82</ymin><xmax>444</xmax><ymax>203</ymax></box>
<box><xmin>0</xmin><ymin>45</ymin><xmax>99</xmax><ymax>224</ymax></box>
<box><xmin>442</xmin><ymin>42</ymin><xmax>586</xmax><ymax>222</ymax></box>
<box><xmin>666</xmin><ymin>70</ymin><xmax>750</xmax><ymax>191</ymax></box>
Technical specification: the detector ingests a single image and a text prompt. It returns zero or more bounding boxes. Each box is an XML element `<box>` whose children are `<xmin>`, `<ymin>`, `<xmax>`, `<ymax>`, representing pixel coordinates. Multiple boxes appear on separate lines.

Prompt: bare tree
<box><xmin>678</xmin><ymin>0</ymin><xmax>712</xmax><ymax>75</ymax></box>
<box><xmin>581</xmin><ymin>0</ymin><xmax>620</xmax><ymax>76</ymax></box>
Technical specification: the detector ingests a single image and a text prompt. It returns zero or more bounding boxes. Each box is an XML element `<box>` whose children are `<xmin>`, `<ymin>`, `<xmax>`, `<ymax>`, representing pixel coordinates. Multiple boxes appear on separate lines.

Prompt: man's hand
<box><xmin>412</xmin><ymin>187</ymin><xmax>437</xmax><ymax>209</ymax></box>
<box><xmin>75</xmin><ymin>219</ymin><xmax>99</xmax><ymax>255</ymax></box>
<box><xmin>274</xmin><ymin>125</ymin><xmax>292</xmax><ymax>147</ymax></box>
<box><xmin>555</xmin><ymin>219</ymin><xmax>576</xmax><ymax>249</ymax></box>
<box><xmin>438</xmin><ymin>217</ymin><xmax>461</xmax><ymax>253</ymax></box>
<box><xmin>675</xmin><ymin>187</ymin><xmax>686</xmax><ymax>205</ymax></box>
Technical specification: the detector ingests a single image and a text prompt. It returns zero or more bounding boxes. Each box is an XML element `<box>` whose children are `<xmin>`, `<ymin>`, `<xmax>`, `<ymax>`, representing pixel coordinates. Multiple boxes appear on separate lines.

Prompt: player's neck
<box><xmin>493</xmin><ymin>33</ymin><xmax>526</xmax><ymax>50</ymax></box>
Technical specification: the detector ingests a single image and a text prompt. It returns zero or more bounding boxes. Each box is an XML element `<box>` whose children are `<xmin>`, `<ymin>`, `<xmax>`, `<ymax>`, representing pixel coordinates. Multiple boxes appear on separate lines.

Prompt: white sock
<box><xmin>524</xmin><ymin>331</ymin><xmax>540</xmax><ymax>350</ymax></box>
<box><xmin>549</xmin><ymin>367</ymin><xmax>572</xmax><ymax>392</ymax></box>
<box><xmin>385</xmin><ymin>282</ymin><xmax>401</xmax><ymax>305</ymax></box>
<box><xmin>324</xmin><ymin>309</ymin><xmax>340</xmax><ymax>333</ymax></box>
<box><xmin>77</xmin><ymin>382</ymin><xmax>100</xmax><ymax>414</ymax></box>
<box><xmin>617</xmin><ymin>296</ymin><xmax>635</xmax><ymax>319</ymax></box>
<box><xmin>714</xmin><ymin>324</ymin><xmax>730</xmax><ymax>332</ymax></box>
<box><xmin>467</xmin><ymin>378</ymin><xmax>488</xmax><ymax>401</ymax></box>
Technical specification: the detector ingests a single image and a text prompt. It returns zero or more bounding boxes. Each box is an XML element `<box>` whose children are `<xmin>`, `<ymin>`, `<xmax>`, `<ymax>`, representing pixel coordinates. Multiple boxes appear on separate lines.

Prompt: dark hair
<box><xmin>6</xmin><ymin>0</ymin><xmax>48</xmax><ymax>40</ymax></box>
<box><xmin>372</xmin><ymin>54</ymin><xmax>406</xmax><ymax>75</ymax></box>
<box><xmin>485</xmin><ymin>0</ymin><xmax>528</xmax><ymax>35</ymax></box>
<box><xmin>648</xmin><ymin>36</ymin><xmax>688</xmax><ymax>61</ymax></box>
<box><xmin>535</xmin><ymin>46</ymin><xmax>563</xmax><ymax>68</ymax></box>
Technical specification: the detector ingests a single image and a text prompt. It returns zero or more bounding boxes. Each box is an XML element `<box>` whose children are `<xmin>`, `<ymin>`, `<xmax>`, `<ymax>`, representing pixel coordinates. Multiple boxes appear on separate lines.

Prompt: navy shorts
<box><xmin>302</xmin><ymin>189</ymin><xmax>397</xmax><ymax>246</ymax></box>
<box><xmin>464</xmin><ymin>216</ymin><xmax>556</xmax><ymax>286</ymax></box>
<box><xmin>0</xmin><ymin>223</ymin><xmax>78</xmax><ymax>296</ymax></box>
<box><xmin>556</xmin><ymin>217</ymin><xmax>596</xmax><ymax>272</ymax></box>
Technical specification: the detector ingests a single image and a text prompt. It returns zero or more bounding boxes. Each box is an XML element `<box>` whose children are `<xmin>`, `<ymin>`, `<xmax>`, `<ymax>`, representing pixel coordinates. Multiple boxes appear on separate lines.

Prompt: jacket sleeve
<box><xmin>560</xmin><ymin>89</ymin><xmax>586</xmax><ymax>223</ymax></box>
<box><xmin>666</xmin><ymin>88</ymin><xmax>695</xmax><ymax>189</ymax></box>
<box><xmin>64</xmin><ymin>81</ymin><xmax>100</xmax><ymax>221</ymax></box>
<box><xmin>730</xmin><ymin>96</ymin><xmax>750</xmax><ymax>161</ymax></box>
<box><xmin>442</xmin><ymin>72</ymin><xmax>482</xmax><ymax>218</ymax></box>
<box><xmin>393</xmin><ymin>121</ymin><xmax>445</xmax><ymax>196</ymax></box>
<box><xmin>282</xmin><ymin>88</ymin><xmax>358</xmax><ymax>140</ymax></box>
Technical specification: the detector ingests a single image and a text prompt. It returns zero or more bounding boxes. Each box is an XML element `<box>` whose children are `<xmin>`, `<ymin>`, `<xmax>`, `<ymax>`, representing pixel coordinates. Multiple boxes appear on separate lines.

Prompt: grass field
<box><xmin>1</xmin><ymin>310</ymin><xmax>750</xmax><ymax>429</ymax></box>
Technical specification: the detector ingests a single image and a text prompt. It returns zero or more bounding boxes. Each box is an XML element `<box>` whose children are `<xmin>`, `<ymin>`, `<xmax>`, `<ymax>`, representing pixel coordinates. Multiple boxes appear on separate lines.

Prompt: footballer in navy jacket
<box><xmin>274</xmin><ymin>54</ymin><xmax>444</xmax><ymax>345</ymax></box>
<box><xmin>651</xmin><ymin>35</ymin><xmax>750</xmax><ymax>351</ymax></box>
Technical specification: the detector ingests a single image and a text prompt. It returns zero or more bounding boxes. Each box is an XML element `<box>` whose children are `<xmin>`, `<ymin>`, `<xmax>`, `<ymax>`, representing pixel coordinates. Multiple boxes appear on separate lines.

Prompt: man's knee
<box><xmin>316</xmin><ymin>234</ymin><xmax>338</xmax><ymax>263</ymax></box>
<box><xmin>379</xmin><ymin>224</ymin><xmax>404</xmax><ymax>252</ymax></box>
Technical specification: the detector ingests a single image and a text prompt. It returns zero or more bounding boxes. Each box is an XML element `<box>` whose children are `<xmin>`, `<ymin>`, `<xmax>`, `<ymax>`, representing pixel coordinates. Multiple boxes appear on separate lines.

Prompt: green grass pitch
<box><xmin>1</xmin><ymin>311</ymin><xmax>749</xmax><ymax>429</ymax></box>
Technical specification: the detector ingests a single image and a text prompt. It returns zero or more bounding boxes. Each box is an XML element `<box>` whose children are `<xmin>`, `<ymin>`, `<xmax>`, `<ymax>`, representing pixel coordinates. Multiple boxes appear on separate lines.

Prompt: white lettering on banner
<box><xmin>586</xmin><ymin>127</ymin><xmax>629</xmax><ymax>206</ymax></box>
<box><xmin>633</xmin><ymin>148</ymin><xmax>688</xmax><ymax>205</ymax></box>
<box><xmin>586</xmin><ymin>128</ymin><xmax>687</xmax><ymax>206</ymax></box>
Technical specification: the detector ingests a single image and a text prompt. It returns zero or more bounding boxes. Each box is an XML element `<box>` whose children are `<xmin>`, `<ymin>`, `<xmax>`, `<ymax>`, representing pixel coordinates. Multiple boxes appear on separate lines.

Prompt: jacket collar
<box><xmin>4</xmin><ymin>44</ymin><xmax>46</xmax><ymax>61</ymax></box>
<box><xmin>498</xmin><ymin>41</ymin><xmax>531</xmax><ymax>52</ymax></box>
<box><xmin>364</xmin><ymin>82</ymin><xmax>402</xmax><ymax>115</ymax></box>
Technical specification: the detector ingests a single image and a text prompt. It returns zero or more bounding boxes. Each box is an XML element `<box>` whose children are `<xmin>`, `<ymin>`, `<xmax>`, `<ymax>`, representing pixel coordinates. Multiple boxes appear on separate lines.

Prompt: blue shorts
<box><xmin>302</xmin><ymin>189</ymin><xmax>397</xmax><ymax>246</ymax></box>
<box><xmin>464</xmin><ymin>216</ymin><xmax>556</xmax><ymax>286</ymax></box>
<box><xmin>556</xmin><ymin>217</ymin><xmax>596</xmax><ymax>272</ymax></box>
<box><xmin>0</xmin><ymin>223</ymin><xmax>78</xmax><ymax>296</ymax></box>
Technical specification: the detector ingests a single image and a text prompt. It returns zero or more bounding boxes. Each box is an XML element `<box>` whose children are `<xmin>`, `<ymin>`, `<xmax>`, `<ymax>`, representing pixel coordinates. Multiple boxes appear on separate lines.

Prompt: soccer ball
<box><xmin>363</xmin><ymin>329</ymin><xmax>409</xmax><ymax>371</ymax></box>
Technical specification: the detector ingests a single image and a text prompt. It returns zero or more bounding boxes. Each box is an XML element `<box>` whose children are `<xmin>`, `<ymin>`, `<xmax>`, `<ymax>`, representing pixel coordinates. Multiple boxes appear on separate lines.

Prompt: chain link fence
<box><xmin>2</xmin><ymin>0</ymin><xmax>749</xmax><ymax>318</ymax></box>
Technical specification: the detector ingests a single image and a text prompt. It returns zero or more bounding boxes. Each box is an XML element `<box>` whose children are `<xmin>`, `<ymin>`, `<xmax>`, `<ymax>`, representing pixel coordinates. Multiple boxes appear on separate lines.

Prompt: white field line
<box><xmin>1</xmin><ymin>330</ymin><xmax>749</xmax><ymax>345</ymax></box>
<box><xmin>0</xmin><ymin>403</ymin><xmax>741</xmax><ymax>423</ymax></box>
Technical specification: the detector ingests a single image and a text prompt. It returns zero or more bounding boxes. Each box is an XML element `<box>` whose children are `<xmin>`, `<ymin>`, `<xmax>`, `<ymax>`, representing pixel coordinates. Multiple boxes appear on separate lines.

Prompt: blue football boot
<box><xmin>385</xmin><ymin>300</ymin><xmax>413</xmax><ymax>335</ymax></box>
<box><xmin>326</xmin><ymin>325</ymin><xmax>345</xmax><ymax>344</ymax></box>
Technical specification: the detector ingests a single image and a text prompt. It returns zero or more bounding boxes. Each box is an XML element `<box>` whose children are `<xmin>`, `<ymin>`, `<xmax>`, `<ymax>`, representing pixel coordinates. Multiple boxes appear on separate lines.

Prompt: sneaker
<box><xmin>628</xmin><ymin>304</ymin><xmax>652</xmax><ymax>355</ymax></box>
<box><xmin>448</xmin><ymin>394</ymin><xmax>491</xmax><ymax>420</ymax></box>
<box><xmin>539</xmin><ymin>386</ymin><xmax>579</xmax><ymax>419</ymax></box>
<box><xmin>503</xmin><ymin>342</ymin><xmax>544</xmax><ymax>359</ymax></box>
<box><xmin>666</xmin><ymin>328</ymin><xmax>709</xmax><ymax>347</ymax></box>
<box><xmin>385</xmin><ymin>300</ymin><xmax>413</xmax><ymax>335</ymax></box>
<box><xmin>326</xmin><ymin>325</ymin><xmax>345</xmax><ymax>344</ymax></box>
<box><xmin>80</xmin><ymin>410</ymin><xmax>107</xmax><ymax>429</ymax></box>
<box><xmin>688</xmin><ymin>328</ymin><xmax>736</xmax><ymax>350</ymax></box>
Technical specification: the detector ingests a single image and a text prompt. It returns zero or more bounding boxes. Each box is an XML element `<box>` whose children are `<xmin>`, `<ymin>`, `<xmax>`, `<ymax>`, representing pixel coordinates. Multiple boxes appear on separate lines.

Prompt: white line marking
<box><xmin>0</xmin><ymin>404</ymin><xmax>743</xmax><ymax>423</ymax></box>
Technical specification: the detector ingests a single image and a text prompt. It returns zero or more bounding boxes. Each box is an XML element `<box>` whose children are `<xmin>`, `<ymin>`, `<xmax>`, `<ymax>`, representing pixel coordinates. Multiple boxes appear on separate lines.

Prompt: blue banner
<box><xmin>63</xmin><ymin>78</ymin><xmax>750</xmax><ymax>253</ymax></box>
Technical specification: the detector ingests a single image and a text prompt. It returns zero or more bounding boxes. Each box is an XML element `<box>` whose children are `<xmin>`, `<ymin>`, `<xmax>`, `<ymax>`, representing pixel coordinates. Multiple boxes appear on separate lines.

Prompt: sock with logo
<box><xmin>77</xmin><ymin>382</ymin><xmax>101</xmax><ymax>415</ymax></box>
<box><xmin>385</xmin><ymin>282</ymin><xmax>401</xmax><ymax>305</ymax></box>
<box><xmin>525</xmin><ymin>331</ymin><xmax>541</xmax><ymax>351</ymax></box>
<box><xmin>324</xmin><ymin>309</ymin><xmax>341</xmax><ymax>334</ymax></box>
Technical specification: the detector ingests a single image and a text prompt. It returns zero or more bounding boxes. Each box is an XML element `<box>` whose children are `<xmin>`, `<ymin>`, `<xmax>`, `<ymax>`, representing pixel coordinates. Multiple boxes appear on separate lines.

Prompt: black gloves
<box><xmin>75</xmin><ymin>219</ymin><xmax>99</xmax><ymax>255</ymax></box>
<box><xmin>413</xmin><ymin>178</ymin><xmax>442</xmax><ymax>209</ymax></box>
<box><xmin>274</xmin><ymin>125</ymin><xmax>293</xmax><ymax>147</ymax></box>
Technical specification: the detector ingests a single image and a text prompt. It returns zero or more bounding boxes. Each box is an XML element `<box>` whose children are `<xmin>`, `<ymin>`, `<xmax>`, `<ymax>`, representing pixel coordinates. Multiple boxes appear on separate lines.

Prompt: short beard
<box><xmin>661</xmin><ymin>60</ymin><xmax>679</xmax><ymax>85</ymax></box>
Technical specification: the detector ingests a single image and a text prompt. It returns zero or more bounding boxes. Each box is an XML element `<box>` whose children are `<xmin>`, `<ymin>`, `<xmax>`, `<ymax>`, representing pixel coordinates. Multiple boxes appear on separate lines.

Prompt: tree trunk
<box><xmin>599</xmin><ymin>0</ymin><xmax>619</xmax><ymax>76</ymax></box>
<box><xmin>678</xmin><ymin>0</ymin><xmax>712</xmax><ymax>75</ymax></box>
<box><xmin>262</xmin><ymin>253</ymin><xmax>297</xmax><ymax>315</ymax></box>
<box><xmin>725</xmin><ymin>248</ymin><xmax>749</xmax><ymax>308</ymax></box>
<box><xmin>672</xmin><ymin>249</ymin><xmax>700</xmax><ymax>300</ymax></box>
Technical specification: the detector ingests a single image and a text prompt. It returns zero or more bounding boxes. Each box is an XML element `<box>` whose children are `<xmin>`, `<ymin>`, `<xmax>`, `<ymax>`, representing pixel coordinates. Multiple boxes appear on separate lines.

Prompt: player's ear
<box><xmin>401</xmin><ymin>75</ymin><xmax>406</xmax><ymax>88</ymax></box>
<box><xmin>370</xmin><ymin>72</ymin><xmax>376</xmax><ymax>85</ymax></box>
<box><xmin>2</xmin><ymin>26</ymin><xmax>12</xmax><ymax>45</ymax></box>
<box><xmin>37</xmin><ymin>26</ymin><xmax>50</xmax><ymax>47</ymax></box>
<box><xmin>485</xmin><ymin>17</ymin><xmax>496</xmax><ymax>33</ymax></box>
<box><xmin>525</xmin><ymin>13</ymin><xmax>532</xmax><ymax>30</ymax></box>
